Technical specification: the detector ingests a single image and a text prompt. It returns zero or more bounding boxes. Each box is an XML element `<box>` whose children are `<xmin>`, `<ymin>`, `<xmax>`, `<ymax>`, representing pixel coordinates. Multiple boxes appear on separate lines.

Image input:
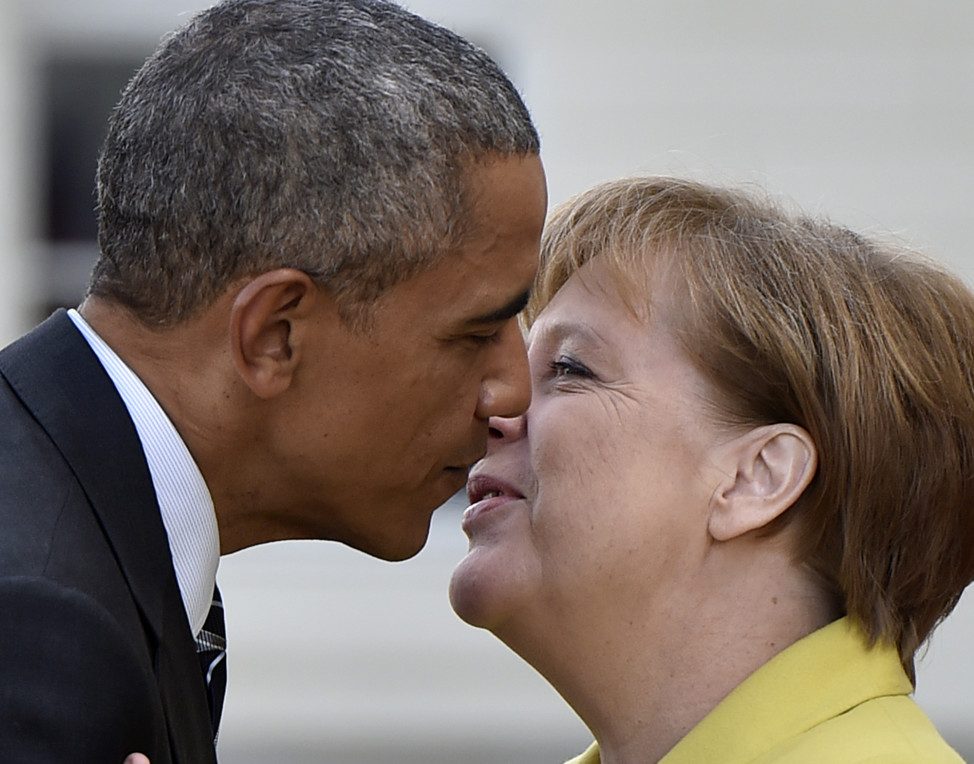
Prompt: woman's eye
<box><xmin>549</xmin><ymin>356</ymin><xmax>593</xmax><ymax>379</ymax></box>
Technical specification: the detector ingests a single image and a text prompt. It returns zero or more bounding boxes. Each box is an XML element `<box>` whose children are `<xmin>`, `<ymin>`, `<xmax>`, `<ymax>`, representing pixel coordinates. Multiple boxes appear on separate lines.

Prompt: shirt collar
<box><xmin>67</xmin><ymin>308</ymin><xmax>220</xmax><ymax>636</ymax></box>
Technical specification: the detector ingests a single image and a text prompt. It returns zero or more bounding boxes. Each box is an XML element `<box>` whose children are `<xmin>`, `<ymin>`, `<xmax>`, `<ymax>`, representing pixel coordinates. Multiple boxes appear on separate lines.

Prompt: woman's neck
<box><xmin>503</xmin><ymin>543</ymin><xmax>839</xmax><ymax>764</ymax></box>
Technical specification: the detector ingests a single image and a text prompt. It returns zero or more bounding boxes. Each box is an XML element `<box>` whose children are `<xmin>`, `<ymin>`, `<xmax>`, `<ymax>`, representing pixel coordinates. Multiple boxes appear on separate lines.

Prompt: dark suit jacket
<box><xmin>0</xmin><ymin>311</ymin><xmax>217</xmax><ymax>763</ymax></box>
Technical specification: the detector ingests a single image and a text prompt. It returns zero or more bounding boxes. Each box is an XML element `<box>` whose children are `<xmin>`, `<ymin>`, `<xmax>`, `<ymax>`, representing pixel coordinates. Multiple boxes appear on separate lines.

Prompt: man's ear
<box><xmin>229</xmin><ymin>269</ymin><xmax>319</xmax><ymax>399</ymax></box>
<box><xmin>708</xmin><ymin>423</ymin><xmax>817</xmax><ymax>541</ymax></box>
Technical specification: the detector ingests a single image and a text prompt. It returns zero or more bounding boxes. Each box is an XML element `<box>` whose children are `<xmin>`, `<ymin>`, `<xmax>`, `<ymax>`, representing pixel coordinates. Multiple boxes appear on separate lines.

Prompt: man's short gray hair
<box><xmin>91</xmin><ymin>0</ymin><xmax>540</xmax><ymax>326</ymax></box>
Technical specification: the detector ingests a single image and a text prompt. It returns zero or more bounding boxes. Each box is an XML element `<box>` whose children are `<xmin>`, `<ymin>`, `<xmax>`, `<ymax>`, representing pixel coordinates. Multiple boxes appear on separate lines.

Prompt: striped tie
<box><xmin>195</xmin><ymin>586</ymin><xmax>227</xmax><ymax>740</ymax></box>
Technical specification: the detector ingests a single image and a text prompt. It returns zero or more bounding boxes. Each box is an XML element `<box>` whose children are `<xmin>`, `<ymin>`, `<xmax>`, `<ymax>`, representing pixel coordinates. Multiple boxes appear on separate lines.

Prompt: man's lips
<box><xmin>446</xmin><ymin>444</ymin><xmax>489</xmax><ymax>475</ymax></box>
<box><xmin>462</xmin><ymin>474</ymin><xmax>525</xmax><ymax>531</ymax></box>
<box><xmin>444</xmin><ymin>451</ymin><xmax>487</xmax><ymax>478</ymax></box>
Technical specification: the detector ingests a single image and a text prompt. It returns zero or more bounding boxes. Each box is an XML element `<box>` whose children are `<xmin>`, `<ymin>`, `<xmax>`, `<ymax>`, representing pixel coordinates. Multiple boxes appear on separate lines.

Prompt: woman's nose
<box><xmin>487</xmin><ymin>412</ymin><xmax>527</xmax><ymax>443</ymax></box>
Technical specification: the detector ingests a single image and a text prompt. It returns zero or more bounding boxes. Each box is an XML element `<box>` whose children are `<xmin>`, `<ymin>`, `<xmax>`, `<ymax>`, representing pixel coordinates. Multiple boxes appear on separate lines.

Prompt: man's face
<box><xmin>273</xmin><ymin>154</ymin><xmax>547</xmax><ymax>559</ymax></box>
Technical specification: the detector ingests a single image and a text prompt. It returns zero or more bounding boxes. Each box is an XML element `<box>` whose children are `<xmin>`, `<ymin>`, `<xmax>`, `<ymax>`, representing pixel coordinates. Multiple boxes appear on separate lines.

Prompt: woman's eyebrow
<box><xmin>464</xmin><ymin>289</ymin><xmax>531</xmax><ymax>326</ymax></box>
<box><xmin>530</xmin><ymin>319</ymin><xmax>603</xmax><ymax>349</ymax></box>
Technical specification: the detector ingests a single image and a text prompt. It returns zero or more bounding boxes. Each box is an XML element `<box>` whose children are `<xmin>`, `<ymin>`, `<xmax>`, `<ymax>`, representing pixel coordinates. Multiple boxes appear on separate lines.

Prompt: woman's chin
<box><xmin>449</xmin><ymin>554</ymin><xmax>492</xmax><ymax>628</ymax></box>
<box><xmin>449</xmin><ymin>548</ymin><xmax>521</xmax><ymax>630</ymax></box>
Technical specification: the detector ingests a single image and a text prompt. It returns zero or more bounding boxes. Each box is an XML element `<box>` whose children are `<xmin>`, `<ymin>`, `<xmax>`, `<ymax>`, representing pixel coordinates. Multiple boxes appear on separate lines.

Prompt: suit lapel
<box><xmin>0</xmin><ymin>310</ymin><xmax>215</xmax><ymax>762</ymax></box>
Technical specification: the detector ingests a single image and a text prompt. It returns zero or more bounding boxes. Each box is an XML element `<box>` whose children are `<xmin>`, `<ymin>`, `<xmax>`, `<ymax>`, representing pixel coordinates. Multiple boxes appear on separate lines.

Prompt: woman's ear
<box><xmin>708</xmin><ymin>423</ymin><xmax>817</xmax><ymax>541</ymax></box>
<box><xmin>229</xmin><ymin>269</ymin><xmax>319</xmax><ymax>399</ymax></box>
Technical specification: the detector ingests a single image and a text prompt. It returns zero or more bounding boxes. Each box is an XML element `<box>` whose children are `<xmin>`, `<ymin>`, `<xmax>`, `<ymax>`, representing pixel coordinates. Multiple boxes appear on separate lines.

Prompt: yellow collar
<box><xmin>566</xmin><ymin>618</ymin><xmax>912</xmax><ymax>764</ymax></box>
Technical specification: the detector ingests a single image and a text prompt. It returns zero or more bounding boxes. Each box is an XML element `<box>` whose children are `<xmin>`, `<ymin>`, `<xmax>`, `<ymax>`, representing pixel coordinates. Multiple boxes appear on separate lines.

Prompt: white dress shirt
<box><xmin>68</xmin><ymin>309</ymin><xmax>220</xmax><ymax>636</ymax></box>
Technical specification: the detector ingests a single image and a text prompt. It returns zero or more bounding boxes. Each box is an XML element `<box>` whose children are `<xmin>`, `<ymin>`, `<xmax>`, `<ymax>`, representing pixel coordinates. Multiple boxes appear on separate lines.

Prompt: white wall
<box><xmin>411</xmin><ymin>0</ymin><xmax>974</xmax><ymax>278</ymax></box>
<box><xmin>0</xmin><ymin>1</ymin><xmax>38</xmax><ymax>345</ymax></box>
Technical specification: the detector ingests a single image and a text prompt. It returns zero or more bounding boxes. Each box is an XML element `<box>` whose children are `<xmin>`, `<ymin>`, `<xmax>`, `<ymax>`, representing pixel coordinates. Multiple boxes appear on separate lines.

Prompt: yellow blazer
<box><xmin>565</xmin><ymin>617</ymin><xmax>963</xmax><ymax>763</ymax></box>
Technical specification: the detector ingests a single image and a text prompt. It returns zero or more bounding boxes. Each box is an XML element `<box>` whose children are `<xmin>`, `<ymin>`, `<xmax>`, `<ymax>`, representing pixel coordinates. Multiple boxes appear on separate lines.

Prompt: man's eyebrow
<box><xmin>465</xmin><ymin>289</ymin><xmax>531</xmax><ymax>325</ymax></box>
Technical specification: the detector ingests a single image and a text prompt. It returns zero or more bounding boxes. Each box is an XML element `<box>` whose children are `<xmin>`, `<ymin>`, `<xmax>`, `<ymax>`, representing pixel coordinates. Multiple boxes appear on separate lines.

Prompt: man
<box><xmin>0</xmin><ymin>0</ymin><xmax>546</xmax><ymax>761</ymax></box>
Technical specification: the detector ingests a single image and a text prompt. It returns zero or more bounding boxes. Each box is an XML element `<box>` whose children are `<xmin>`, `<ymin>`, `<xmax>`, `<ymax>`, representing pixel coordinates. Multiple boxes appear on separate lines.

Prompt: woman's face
<box><xmin>449</xmin><ymin>257</ymin><xmax>733</xmax><ymax>642</ymax></box>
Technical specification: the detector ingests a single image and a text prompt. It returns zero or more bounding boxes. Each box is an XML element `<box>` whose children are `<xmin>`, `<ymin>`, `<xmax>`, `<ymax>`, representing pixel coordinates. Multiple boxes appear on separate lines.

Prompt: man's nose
<box><xmin>475</xmin><ymin>319</ymin><xmax>531</xmax><ymax>421</ymax></box>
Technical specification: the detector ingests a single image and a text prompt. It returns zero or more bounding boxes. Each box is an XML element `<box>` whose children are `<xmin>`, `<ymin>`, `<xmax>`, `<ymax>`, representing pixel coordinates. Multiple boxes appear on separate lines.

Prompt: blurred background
<box><xmin>1</xmin><ymin>0</ymin><xmax>971</xmax><ymax>761</ymax></box>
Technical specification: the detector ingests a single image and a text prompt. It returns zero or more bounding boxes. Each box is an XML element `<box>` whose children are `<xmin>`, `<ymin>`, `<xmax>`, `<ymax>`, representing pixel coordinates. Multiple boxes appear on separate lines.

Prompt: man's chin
<box><xmin>373</xmin><ymin>540</ymin><xmax>428</xmax><ymax>562</ymax></box>
<box><xmin>339</xmin><ymin>479</ymin><xmax>463</xmax><ymax>560</ymax></box>
<box><xmin>348</xmin><ymin>511</ymin><xmax>435</xmax><ymax>562</ymax></box>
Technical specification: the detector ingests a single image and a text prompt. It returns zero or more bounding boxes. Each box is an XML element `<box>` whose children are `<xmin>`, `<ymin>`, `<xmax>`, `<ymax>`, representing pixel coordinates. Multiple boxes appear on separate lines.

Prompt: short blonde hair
<box><xmin>533</xmin><ymin>176</ymin><xmax>974</xmax><ymax>679</ymax></box>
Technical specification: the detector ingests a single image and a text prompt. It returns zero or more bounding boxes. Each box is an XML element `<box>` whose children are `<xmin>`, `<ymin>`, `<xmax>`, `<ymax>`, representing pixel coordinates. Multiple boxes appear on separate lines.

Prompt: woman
<box><xmin>449</xmin><ymin>176</ymin><xmax>974</xmax><ymax>763</ymax></box>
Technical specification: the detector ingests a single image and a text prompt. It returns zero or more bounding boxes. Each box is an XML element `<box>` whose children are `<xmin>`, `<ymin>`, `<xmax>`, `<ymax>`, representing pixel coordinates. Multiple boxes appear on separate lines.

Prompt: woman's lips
<box><xmin>462</xmin><ymin>473</ymin><xmax>525</xmax><ymax>532</ymax></box>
